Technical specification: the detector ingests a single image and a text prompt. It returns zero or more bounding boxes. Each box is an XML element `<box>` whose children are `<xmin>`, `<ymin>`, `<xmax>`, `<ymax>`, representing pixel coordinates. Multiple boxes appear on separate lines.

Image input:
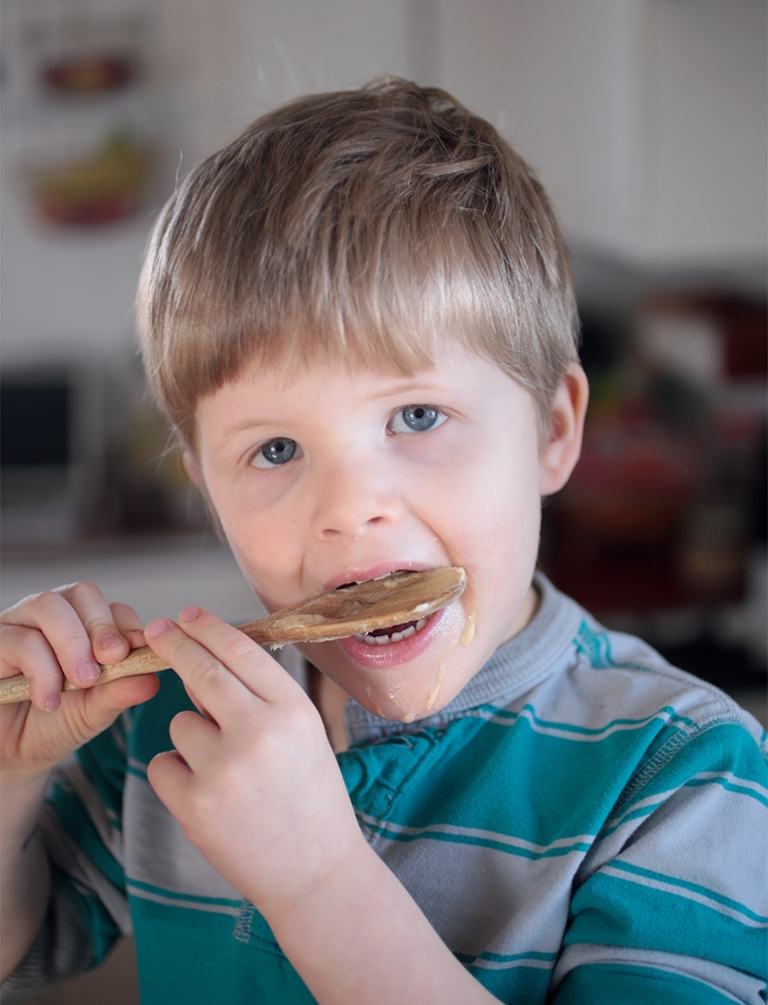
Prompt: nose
<box><xmin>310</xmin><ymin>456</ymin><xmax>402</xmax><ymax>541</ymax></box>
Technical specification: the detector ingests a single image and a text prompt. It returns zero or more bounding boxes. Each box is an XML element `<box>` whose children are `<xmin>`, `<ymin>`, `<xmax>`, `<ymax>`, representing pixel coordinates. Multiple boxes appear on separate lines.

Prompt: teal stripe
<box><xmin>128</xmin><ymin>671</ymin><xmax>196</xmax><ymax>766</ymax></box>
<box><xmin>601</xmin><ymin>800</ymin><xmax>666</xmax><ymax>837</ymax></box>
<box><xmin>347</xmin><ymin>701</ymin><xmax>684</xmax><ymax>856</ymax></box>
<box><xmin>47</xmin><ymin>785</ymin><xmax>125</xmax><ymax>892</ymax></box>
<box><xmin>685</xmin><ymin>775</ymin><xmax>768</xmax><ymax>808</ymax></box>
<box><xmin>456</xmin><ymin>950</ymin><xmax>558</xmax><ymax>965</ymax></box>
<box><xmin>76</xmin><ymin>727</ymin><xmax>127</xmax><ymax>817</ymax></box>
<box><xmin>567</xmin><ymin>870</ymin><xmax>764</xmax><ymax>977</ymax></box>
<box><xmin>457</xmin><ymin>956</ymin><xmax>554</xmax><ymax>1001</ymax></box>
<box><xmin>127</xmin><ymin>876</ymin><xmax>242</xmax><ymax>909</ymax></box>
<box><xmin>555</xmin><ymin>961</ymin><xmax>741</xmax><ymax>1004</ymax></box>
<box><xmin>608</xmin><ymin>860</ymin><xmax>768</xmax><ymax>925</ymax></box>
<box><xmin>575</xmin><ymin>620</ymin><xmax>656</xmax><ymax>674</ymax></box>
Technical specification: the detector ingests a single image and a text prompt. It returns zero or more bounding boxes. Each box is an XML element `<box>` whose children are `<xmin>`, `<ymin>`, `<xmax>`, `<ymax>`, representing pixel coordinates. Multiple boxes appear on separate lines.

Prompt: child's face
<box><xmin>189</xmin><ymin>343</ymin><xmax>584</xmax><ymax>722</ymax></box>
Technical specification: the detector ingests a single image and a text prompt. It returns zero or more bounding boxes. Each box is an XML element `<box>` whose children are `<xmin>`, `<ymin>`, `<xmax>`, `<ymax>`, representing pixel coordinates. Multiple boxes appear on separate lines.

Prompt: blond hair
<box><xmin>138</xmin><ymin>77</ymin><xmax>579</xmax><ymax>449</ymax></box>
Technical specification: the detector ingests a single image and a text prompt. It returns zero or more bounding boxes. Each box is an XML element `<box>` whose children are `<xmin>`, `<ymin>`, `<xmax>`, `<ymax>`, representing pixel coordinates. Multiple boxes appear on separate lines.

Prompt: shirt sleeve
<box><xmin>550</xmin><ymin>715</ymin><xmax>768</xmax><ymax>1005</ymax></box>
<box><xmin>1</xmin><ymin>713</ymin><xmax>133</xmax><ymax>1001</ymax></box>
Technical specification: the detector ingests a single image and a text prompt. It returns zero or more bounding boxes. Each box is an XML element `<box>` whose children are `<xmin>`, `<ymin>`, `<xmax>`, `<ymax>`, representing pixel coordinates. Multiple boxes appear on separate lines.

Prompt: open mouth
<box><xmin>354</xmin><ymin>616</ymin><xmax>429</xmax><ymax>646</ymax></box>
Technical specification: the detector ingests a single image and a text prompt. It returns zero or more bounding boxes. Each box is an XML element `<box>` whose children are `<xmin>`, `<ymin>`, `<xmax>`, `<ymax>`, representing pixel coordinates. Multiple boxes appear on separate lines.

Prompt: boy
<box><xmin>1</xmin><ymin>79</ymin><xmax>765</xmax><ymax>1005</ymax></box>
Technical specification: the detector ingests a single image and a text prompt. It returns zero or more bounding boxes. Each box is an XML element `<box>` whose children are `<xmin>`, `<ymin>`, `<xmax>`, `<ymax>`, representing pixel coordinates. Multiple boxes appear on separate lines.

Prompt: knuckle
<box><xmin>192</xmin><ymin>654</ymin><xmax>224</xmax><ymax>688</ymax></box>
<box><xmin>110</xmin><ymin>602</ymin><xmax>141</xmax><ymax>625</ymax></box>
<box><xmin>66</xmin><ymin>581</ymin><xmax>102</xmax><ymax>604</ymax></box>
<box><xmin>14</xmin><ymin>628</ymin><xmax>53</xmax><ymax>666</ymax></box>
<box><xmin>284</xmin><ymin>695</ymin><xmax>318</xmax><ymax>732</ymax></box>
<box><xmin>224</xmin><ymin>634</ymin><xmax>259</xmax><ymax>661</ymax></box>
<box><xmin>29</xmin><ymin>590</ymin><xmax>66</xmax><ymax>616</ymax></box>
<box><xmin>16</xmin><ymin>627</ymin><xmax>43</xmax><ymax>656</ymax></box>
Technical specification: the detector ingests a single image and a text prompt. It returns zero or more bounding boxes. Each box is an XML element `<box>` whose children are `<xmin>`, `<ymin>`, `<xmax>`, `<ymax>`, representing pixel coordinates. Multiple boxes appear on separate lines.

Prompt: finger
<box><xmin>1</xmin><ymin>590</ymin><xmax>103</xmax><ymax>690</ymax></box>
<box><xmin>143</xmin><ymin>617</ymin><xmax>252</xmax><ymax>724</ymax></box>
<box><xmin>146</xmin><ymin>749</ymin><xmax>194</xmax><ymax>816</ymax></box>
<box><xmin>110</xmin><ymin>602</ymin><xmax>146</xmax><ymax>650</ymax></box>
<box><xmin>0</xmin><ymin>624</ymin><xmax>64</xmax><ymax>712</ymax></box>
<box><xmin>168</xmin><ymin>710</ymin><xmax>220</xmax><ymax>770</ymax></box>
<box><xmin>78</xmin><ymin>672</ymin><xmax>160</xmax><ymax>725</ymax></box>
<box><xmin>57</xmin><ymin>582</ymin><xmax>132</xmax><ymax>666</ymax></box>
<box><xmin>175</xmin><ymin>607</ymin><xmax>294</xmax><ymax>703</ymax></box>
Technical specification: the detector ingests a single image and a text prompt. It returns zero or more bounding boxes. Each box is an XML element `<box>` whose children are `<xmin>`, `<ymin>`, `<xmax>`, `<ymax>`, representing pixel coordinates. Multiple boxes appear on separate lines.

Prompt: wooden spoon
<box><xmin>0</xmin><ymin>567</ymin><xmax>466</xmax><ymax>705</ymax></box>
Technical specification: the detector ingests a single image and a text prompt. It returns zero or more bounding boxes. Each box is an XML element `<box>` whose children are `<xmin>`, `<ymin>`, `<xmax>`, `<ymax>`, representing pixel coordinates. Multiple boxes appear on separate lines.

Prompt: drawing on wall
<box><xmin>3</xmin><ymin>1</ymin><xmax>155</xmax><ymax>229</ymax></box>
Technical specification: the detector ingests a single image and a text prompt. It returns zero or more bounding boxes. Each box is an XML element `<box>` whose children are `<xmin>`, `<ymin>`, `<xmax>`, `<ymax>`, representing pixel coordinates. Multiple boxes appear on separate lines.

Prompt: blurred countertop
<box><xmin>0</xmin><ymin>533</ymin><xmax>264</xmax><ymax>627</ymax></box>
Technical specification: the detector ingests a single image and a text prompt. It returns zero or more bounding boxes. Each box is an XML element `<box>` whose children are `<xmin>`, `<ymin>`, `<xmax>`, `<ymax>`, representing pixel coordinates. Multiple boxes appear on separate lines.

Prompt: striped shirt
<box><xmin>4</xmin><ymin>574</ymin><xmax>767</xmax><ymax>1003</ymax></box>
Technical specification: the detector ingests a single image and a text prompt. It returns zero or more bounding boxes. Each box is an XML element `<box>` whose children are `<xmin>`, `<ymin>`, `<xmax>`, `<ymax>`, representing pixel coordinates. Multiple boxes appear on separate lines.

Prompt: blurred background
<box><xmin>0</xmin><ymin>1</ymin><xmax>765</xmax><ymax>1000</ymax></box>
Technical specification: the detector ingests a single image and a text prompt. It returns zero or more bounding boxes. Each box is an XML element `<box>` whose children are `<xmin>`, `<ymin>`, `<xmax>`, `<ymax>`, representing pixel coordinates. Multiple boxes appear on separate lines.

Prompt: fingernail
<box><xmin>100</xmin><ymin>632</ymin><xmax>123</xmax><ymax>649</ymax></box>
<box><xmin>78</xmin><ymin>660</ymin><xmax>101</xmax><ymax>683</ymax></box>
<box><xmin>45</xmin><ymin>694</ymin><xmax>60</xmax><ymax>712</ymax></box>
<box><xmin>179</xmin><ymin>607</ymin><xmax>201</xmax><ymax>623</ymax></box>
<box><xmin>145</xmin><ymin>618</ymin><xmax>170</xmax><ymax>639</ymax></box>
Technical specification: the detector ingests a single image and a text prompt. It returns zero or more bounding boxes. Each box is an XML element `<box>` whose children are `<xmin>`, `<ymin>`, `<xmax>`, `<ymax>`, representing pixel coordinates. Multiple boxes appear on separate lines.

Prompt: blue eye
<box><xmin>390</xmin><ymin>405</ymin><xmax>446</xmax><ymax>434</ymax></box>
<box><xmin>251</xmin><ymin>438</ymin><xmax>300</xmax><ymax>468</ymax></box>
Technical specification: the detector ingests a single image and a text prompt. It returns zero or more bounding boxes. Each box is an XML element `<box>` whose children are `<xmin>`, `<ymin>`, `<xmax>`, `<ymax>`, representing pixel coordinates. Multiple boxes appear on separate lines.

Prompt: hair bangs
<box><xmin>138</xmin><ymin>78</ymin><xmax>579</xmax><ymax>449</ymax></box>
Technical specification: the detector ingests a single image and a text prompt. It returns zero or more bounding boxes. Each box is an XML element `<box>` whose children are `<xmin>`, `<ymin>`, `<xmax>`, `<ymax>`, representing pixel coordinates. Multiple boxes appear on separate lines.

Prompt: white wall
<box><xmin>1</xmin><ymin>0</ymin><xmax>765</xmax><ymax>368</ymax></box>
<box><xmin>0</xmin><ymin>0</ymin><xmax>420</xmax><ymax>365</ymax></box>
<box><xmin>438</xmin><ymin>0</ymin><xmax>767</xmax><ymax>265</ymax></box>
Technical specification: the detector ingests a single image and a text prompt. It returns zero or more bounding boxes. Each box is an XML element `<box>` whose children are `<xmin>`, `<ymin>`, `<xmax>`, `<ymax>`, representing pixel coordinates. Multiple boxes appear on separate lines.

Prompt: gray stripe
<box><xmin>467</xmin><ymin>704</ymin><xmax>682</xmax><ymax>742</ymax></box>
<box><xmin>358</xmin><ymin>810</ymin><xmax>593</xmax><ymax>856</ymax></box>
<box><xmin>126</xmin><ymin>884</ymin><xmax>240</xmax><ymax>917</ymax></box>
<box><xmin>470</xmin><ymin>956</ymin><xmax>555</xmax><ymax>972</ymax></box>
<box><xmin>123</xmin><ymin>772</ymin><xmax>242</xmax><ymax>905</ymax></box>
<box><xmin>368</xmin><ymin>828</ymin><xmax>574</xmax><ymax>958</ymax></box>
<box><xmin>61</xmin><ymin>759</ymin><xmax>124</xmax><ymax>865</ymax></box>
<box><xmin>579</xmin><ymin>782</ymin><xmax>768</xmax><ymax>923</ymax></box>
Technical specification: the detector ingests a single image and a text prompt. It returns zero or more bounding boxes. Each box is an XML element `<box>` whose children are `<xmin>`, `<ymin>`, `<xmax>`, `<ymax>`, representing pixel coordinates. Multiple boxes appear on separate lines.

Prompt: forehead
<box><xmin>193</xmin><ymin>343</ymin><xmax>538</xmax><ymax>450</ymax></box>
<box><xmin>203</xmin><ymin>336</ymin><xmax>483</xmax><ymax>406</ymax></box>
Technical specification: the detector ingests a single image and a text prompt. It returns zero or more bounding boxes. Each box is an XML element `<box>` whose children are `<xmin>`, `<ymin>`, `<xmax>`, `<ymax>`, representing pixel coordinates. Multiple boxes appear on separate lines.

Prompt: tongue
<box><xmin>369</xmin><ymin>620</ymin><xmax>418</xmax><ymax>638</ymax></box>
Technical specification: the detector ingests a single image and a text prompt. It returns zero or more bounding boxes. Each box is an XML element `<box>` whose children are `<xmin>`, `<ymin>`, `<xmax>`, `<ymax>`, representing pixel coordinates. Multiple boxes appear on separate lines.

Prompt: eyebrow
<box><xmin>367</xmin><ymin>376</ymin><xmax>444</xmax><ymax>400</ymax></box>
<box><xmin>216</xmin><ymin>374</ymin><xmax>447</xmax><ymax>445</ymax></box>
<box><xmin>217</xmin><ymin>418</ymin><xmax>273</xmax><ymax>447</ymax></box>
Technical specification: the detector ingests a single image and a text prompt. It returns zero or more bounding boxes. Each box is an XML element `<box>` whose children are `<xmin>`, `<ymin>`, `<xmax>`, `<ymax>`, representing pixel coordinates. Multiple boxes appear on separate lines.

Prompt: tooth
<box><xmin>354</xmin><ymin>615</ymin><xmax>430</xmax><ymax>648</ymax></box>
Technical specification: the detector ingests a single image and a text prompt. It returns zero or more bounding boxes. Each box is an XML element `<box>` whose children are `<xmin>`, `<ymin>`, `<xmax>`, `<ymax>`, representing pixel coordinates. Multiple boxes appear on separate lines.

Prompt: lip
<box><xmin>323</xmin><ymin>560</ymin><xmax>435</xmax><ymax>593</ymax></box>
<box><xmin>336</xmin><ymin>606</ymin><xmax>447</xmax><ymax>668</ymax></box>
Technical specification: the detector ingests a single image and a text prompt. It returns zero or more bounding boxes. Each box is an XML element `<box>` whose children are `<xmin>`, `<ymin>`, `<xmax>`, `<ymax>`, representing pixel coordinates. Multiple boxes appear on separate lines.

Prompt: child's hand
<box><xmin>144</xmin><ymin>607</ymin><xmax>364</xmax><ymax>920</ymax></box>
<box><xmin>0</xmin><ymin>583</ymin><xmax>160</xmax><ymax>781</ymax></box>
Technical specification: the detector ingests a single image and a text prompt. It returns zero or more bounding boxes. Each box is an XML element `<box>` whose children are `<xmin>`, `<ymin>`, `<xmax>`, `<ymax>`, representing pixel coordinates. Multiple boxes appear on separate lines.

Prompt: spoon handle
<box><xmin>0</xmin><ymin>620</ymin><xmax>281</xmax><ymax>705</ymax></box>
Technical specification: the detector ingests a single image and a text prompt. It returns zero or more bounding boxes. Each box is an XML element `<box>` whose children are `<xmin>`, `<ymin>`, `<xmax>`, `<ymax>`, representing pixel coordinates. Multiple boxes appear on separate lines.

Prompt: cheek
<box><xmin>441</xmin><ymin>448</ymin><xmax>541</xmax><ymax>555</ymax></box>
<box><xmin>209</xmin><ymin>496</ymin><xmax>303</xmax><ymax>610</ymax></box>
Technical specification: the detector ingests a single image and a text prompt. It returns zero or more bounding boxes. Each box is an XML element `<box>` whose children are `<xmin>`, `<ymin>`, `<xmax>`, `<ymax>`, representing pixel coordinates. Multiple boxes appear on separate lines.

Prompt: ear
<box><xmin>538</xmin><ymin>363</ymin><xmax>589</xmax><ymax>497</ymax></box>
<box><xmin>182</xmin><ymin>450</ymin><xmax>202</xmax><ymax>488</ymax></box>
